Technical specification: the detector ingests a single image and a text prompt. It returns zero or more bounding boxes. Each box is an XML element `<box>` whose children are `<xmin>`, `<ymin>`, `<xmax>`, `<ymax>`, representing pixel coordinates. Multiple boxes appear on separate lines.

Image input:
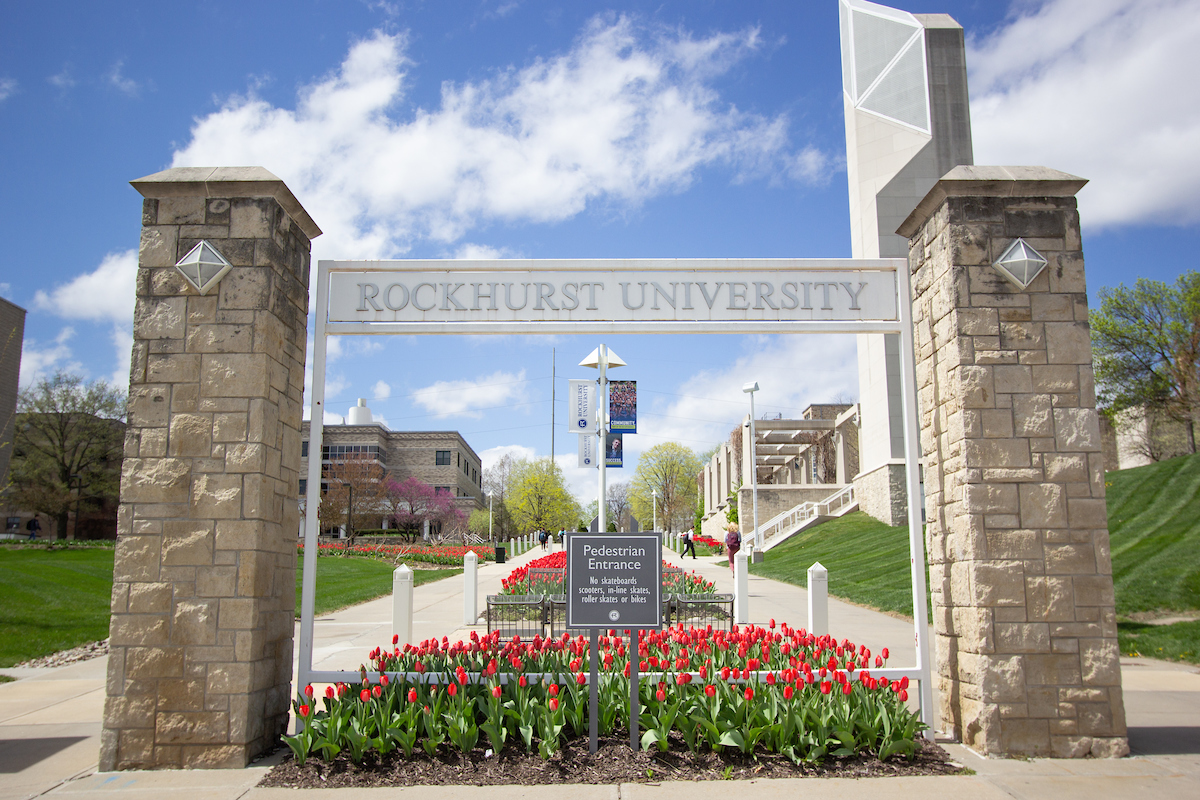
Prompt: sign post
<box><xmin>566</xmin><ymin>532</ymin><xmax>662</xmax><ymax>752</ymax></box>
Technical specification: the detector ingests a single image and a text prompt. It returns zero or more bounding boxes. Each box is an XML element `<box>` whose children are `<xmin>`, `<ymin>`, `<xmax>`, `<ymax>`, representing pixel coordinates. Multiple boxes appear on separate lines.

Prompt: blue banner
<box><xmin>605</xmin><ymin>433</ymin><xmax>623</xmax><ymax>467</ymax></box>
<box><xmin>609</xmin><ymin>380</ymin><xmax>637</xmax><ymax>433</ymax></box>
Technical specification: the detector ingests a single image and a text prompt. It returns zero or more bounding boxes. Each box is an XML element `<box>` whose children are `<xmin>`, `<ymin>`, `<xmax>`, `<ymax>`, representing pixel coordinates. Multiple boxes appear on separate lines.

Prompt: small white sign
<box><xmin>578</xmin><ymin>432</ymin><xmax>598</xmax><ymax>468</ymax></box>
<box><xmin>569</xmin><ymin>379</ymin><xmax>597</xmax><ymax>434</ymax></box>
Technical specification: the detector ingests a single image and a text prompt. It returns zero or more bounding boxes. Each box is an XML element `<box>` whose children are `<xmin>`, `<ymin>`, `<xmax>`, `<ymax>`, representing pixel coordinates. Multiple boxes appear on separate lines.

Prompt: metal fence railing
<box><xmin>488</xmin><ymin>592</ymin><xmax>735</xmax><ymax>641</ymax></box>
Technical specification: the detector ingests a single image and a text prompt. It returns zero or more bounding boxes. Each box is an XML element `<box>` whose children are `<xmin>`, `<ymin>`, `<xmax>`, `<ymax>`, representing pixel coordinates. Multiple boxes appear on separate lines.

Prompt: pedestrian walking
<box><xmin>724</xmin><ymin>525</ymin><xmax>741</xmax><ymax>572</ymax></box>
<box><xmin>25</xmin><ymin>517</ymin><xmax>41</xmax><ymax>541</ymax></box>
<box><xmin>682</xmin><ymin>529</ymin><xmax>697</xmax><ymax>559</ymax></box>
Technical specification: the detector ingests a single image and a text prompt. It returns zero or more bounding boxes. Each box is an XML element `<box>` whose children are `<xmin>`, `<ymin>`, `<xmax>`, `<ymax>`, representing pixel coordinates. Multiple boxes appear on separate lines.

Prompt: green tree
<box><xmin>1091</xmin><ymin>273</ymin><xmax>1200</xmax><ymax>453</ymax></box>
<box><xmin>505</xmin><ymin>457</ymin><xmax>580</xmax><ymax>535</ymax></box>
<box><xmin>630</xmin><ymin>442</ymin><xmax>702</xmax><ymax>533</ymax></box>
<box><xmin>483</xmin><ymin>453</ymin><xmax>518</xmax><ymax>540</ymax></box>
<box><xmin>10</xmin><ymin>372</ymin><xmax>125</xmax><ymax>540</ymax></box>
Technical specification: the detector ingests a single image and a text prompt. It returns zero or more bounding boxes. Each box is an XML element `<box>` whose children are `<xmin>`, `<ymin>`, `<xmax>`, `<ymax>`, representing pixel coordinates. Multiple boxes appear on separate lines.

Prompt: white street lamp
<box><xmin>652</xmin><ymin>489</ymin><xmax>658</xmax><ymax>533</ymax></box>
<box><xmin>487</xmin><ymin>491</ymin><xmax>494</xmax><ymax>541</ymax></box>
<box><xmin>580</xmin><ymin>345</ymin><xmax>624</xmax><ymax>535</ymax></box>
<box><xmin>743</xmin><ymin>381</ymin><xmax>760</xmax><ymax>557</ymax></box>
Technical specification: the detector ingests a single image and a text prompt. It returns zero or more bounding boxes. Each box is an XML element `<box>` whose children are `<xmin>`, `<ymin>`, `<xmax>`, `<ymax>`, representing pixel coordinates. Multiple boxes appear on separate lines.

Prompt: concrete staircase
<box><xmin>754</xmin><ymin>483</ymin><xmax>858</xmax><ymax>553</ymax></box>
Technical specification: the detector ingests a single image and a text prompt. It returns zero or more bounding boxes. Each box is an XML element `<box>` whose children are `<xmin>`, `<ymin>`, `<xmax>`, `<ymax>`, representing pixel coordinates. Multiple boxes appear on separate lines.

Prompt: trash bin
<box><xmin>495</xmin><ymin>545</ymin><xmax>506</xmax><ymax>564</ymax></box>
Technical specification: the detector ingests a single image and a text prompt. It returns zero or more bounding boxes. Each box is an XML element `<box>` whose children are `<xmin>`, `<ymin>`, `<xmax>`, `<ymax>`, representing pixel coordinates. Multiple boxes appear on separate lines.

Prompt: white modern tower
<box><xmin>839</xmin><ymin>0</ymin><xmax>973</xmax><ymax>524</ymax></box>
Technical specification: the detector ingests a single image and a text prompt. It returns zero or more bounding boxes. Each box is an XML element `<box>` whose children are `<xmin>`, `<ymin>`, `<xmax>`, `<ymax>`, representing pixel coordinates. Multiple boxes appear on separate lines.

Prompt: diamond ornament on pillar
<box><xmin>993</xmin><ymin>238</ymin><xmax>1049</xmax><ymax>290</ymax></box>
<box><xmin>175</xmin><ymin>241</ymin><xmax>233</xmax><ymax>295</ymax></box>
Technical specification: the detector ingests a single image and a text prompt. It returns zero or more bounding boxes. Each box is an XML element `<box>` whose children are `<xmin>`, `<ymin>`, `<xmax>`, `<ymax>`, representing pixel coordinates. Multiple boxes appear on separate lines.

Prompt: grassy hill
<box><xmin>750</xmin><ymin>452</ymin><xmax>1200</xmax><ymax>664</ymax></box>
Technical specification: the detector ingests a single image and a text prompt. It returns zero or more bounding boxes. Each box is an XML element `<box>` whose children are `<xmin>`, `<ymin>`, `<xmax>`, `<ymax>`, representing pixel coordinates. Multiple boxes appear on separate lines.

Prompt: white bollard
<box><xmin>392</xmin><ymin>565</ymin><xmax>414</xmax><ymax>645</ymax></box>
<box><xmin>734</xmin><ymin>550</ymin><xmax>749</xmax><ymax>624</ymax></box>
<box><xmin>464</xmin><ymin>551</ymin><xmax>479</xmax><ymax>625</ymax></box>
<box><xmin>808</xmin><ymin>561</ymin><xmax>828</xmax><ymax>636</ymax></box>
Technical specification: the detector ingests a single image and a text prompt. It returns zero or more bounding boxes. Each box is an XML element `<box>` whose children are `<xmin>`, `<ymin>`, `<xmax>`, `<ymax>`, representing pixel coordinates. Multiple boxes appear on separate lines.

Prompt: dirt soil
<box><xmin>260</xmin><ymin>736</ymin><xmax>964</xmax><ymax>788</ymax></box>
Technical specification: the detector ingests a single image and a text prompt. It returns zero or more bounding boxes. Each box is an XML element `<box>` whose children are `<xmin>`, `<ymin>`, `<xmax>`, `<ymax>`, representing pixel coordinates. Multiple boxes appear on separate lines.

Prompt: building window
<box><xmin>299</xmin><ymin>479</ymin><xmax>307</xmax><ymax>495</ymax></box>
<box><xmin>302</xmin><ymin>441</ymin><xmax>309</xmax><ymax>457</ymax></box>
<box><xmin>436</xmin><ymin>450</ymin><xmax>451</xmax><ymax>465</ymax></box>
<box><xmin>435</xmin><ymin>486</ymin><xmax>451</xmax><ymax>495</ymax></box>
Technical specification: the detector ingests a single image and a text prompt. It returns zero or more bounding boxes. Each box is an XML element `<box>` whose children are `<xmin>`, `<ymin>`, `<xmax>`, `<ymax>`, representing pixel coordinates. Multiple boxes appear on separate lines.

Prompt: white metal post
<box><xmin>297</xmin><ymin>262</ymin><xmax>330</xmax><ymax>691</ymax></box>
<box><xmin>734</xmin><ymin>550</ymin><xmax>749</xmax><ymax>624</ymax></box>
<box><xmin>652</xmin><ymin>490</ymin><xmax>657</xmax><ymax>532</ymax></box>
<box><xmin>807</xmin><ymin>561</ymin><xmax>828</xmax><ymax>636</ymax></box>
<box><xmin>463</xmin><ymin>551</ymin><xmax>479</xmax><ymax>625</ymax></box>
<box><xmin>598</xmin><ymin>344</ymin><xmax>607</xmax><ymax>536</ymax></box>
<box><xmin>488</xmin><ymin>491</ymin><xmax>493</xmax><ymax>541</ymax></box>
<box><xmin>897</xmin><ymin>259</ymin><xmax>935</xmax><ymax>738</ymax></box>
<box><xmin>392</xmin><ymin>565</ymin><xmax>413</xmax><ymax>645</ymax></box>
<box><xmin>748</xmin><ymin>389</ymin><xmax>759</xmax><ymax>554</ymax></box>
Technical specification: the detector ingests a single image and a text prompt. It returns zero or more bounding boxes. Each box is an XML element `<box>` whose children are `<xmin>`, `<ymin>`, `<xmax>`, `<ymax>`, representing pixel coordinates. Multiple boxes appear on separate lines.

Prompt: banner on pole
<box><xmin>605</xmin><ymin>433</ymin><xmax>623</xmax><ymax>467</ymax></box>
<box><xmin>609</xmin><ymin>380</ymin><xmax>637</xmax><ymax>433</ymax></box>
<box><xmin>569</xmin><ymin>379</ymin><xmax>597</xmax><ymax>433</ymax></box>
<box><xmin>578</xmin><ymin>432</ymin><xmax>598</xmax><ymax>468</ymax></box>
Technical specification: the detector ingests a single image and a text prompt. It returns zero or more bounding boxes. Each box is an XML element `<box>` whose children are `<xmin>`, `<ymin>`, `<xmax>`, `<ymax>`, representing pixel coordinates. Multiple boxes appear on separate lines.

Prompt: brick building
<box><xmin>299</xmin><ymin>399</ymin><xmax>485</xmax><ymax>532</ymax></box>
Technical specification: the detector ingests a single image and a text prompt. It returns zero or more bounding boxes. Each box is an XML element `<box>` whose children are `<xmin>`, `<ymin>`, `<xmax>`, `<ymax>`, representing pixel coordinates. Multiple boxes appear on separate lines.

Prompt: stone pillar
<box><xmin>899</xmin><ymin>166</ymin><xmax>1127</xmax><ymax>758</ymax></box>
<box><xmin>101</xmin><ymin>167</ymin><xmax>321</xmax><ymax>770</ymax></box>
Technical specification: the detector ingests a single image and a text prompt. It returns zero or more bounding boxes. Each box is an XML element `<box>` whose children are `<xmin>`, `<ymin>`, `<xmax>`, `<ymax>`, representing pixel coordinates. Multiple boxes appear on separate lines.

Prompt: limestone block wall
<box><xmin>900</xmin><ymin>166</ymin><xmax>1127</xmax><ymax>758</ymax></box>
<box><xmin>101</xmin><ymin>167</ymin><xmax>320</xmax><ymax>769</ymax></box>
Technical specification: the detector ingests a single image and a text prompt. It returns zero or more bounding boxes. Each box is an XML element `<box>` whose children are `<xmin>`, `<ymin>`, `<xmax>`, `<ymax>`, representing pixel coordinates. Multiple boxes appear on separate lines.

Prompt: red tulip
<box><xmin>549</xmin><ymin>697</ymin><xmax>559</xmax><ymax>711</ymax></box>
<box><xmin>492</xmin><ymin>685</ymin><xmax>503</xmax><ymax>699</ymax></box>
<box><xmin>820</xmin><ymin>681</ymin><xmax>832</xmax><ymax>695</ymax></box>
<box><xmin>392</xmin><ymin>634</ymin><xmax>399</xmax><ymax>645</ymax></box>
<box><xmin>744</xmin><ymin>687</ymin><xmax>754</xmax><ymax>701</ymax></box>
<box><xmin>705</xmin><ymin>684</ymin><xmax>716</xmax><ymax>697</ymax></box>
<box><xmin>576</xmin><ymin>672</ymin><xmax>586</xmax><ymax>686</ymax></box>
<box><xmin>549</xmin><ymin>684</ymin><xmax>559</xmax><ymax>697</ymax></box>
<box><xmin>900</xmin><ymin>675</ymin><xmax>909</xmax><ymax>690</ymax></box>
<box><xmin>325</xmin><ymin>686</ymin><xmax>336</xmax><ymax>700</ymax></box>
<box><xmin>408</xmin><ymin>688</ymin><xmax>418</xmax><ymax>703</ymax></box>
<box><xmin>842</xmin><ymin>682</ymin><xmax>853</xmax><ymax>696</ymax></box>
<box><xmin>380</xmin><ymin>674</ymin><xmax>389</xmax><ymax>687</ymax></box>
<box><xmin>765</xmin><ymin>672</ymin><xmax>777</xmax><ymax>685</ymax></box>
<box><xmin>298</xmin><ymin>704</ymin><xmax>310</xmax><ymax>717</ymax></box>
<box><xmin>372</xmin><ymin>685</ymin><xmax>382</xmax><ymax>698</ymax></box>
<box><xmin>360</xmin><ymin>689</ymin><xmax>371</xmax><ymax>702</ymax></box>
<box><xmin>519</xmin><ymin>675</ymin><xmax>528</xmax><ymax>688</ymax></box>
<box><xmin>881</xmin><ymin>648</ymin><xmax>889</xmax><ymax>660</ymax></box>
<box><xmin>769</xmin><ymin>618</ymin><xmax>775</xmax><ymax>629</ymax></box>
<box><xmin>655</xmin><ymin>688</ymin><xmax>666</xmax><ymax>702</ymax></box>
<box><xmin>783</xmin><ymin>685</ymin><xmax>794</xmax><ymax>700</ymax></box>
<box><xmin>304</xmin><ymin>684</ymin><xmax>314</xmax><ymax>698</ymax></box>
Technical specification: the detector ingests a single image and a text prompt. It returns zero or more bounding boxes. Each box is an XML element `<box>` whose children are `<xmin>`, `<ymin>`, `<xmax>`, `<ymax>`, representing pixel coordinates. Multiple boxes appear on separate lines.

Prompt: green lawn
<box><xmin>1105</xmin><ymin>452</ymin><xmax>1200</xmax><ymax>617</ymax></box>
<box><xmin>0</xmin><ymin>547</ymin><xmax>116</xmax><ymax>667</ymax></box>
<box><xmin>0</xmin><ymin>546</ymin><xmax>460</xmax><ymax>667</ymax></box>
<box><xmin>749</xmin><ymin>511</ymin><xmax>926</xmax><ymax>620</ymax></box>
<box><xmin>296</xmin><ymin>554</ymin><xmax>461</xmax><ymax>617</ymax></box>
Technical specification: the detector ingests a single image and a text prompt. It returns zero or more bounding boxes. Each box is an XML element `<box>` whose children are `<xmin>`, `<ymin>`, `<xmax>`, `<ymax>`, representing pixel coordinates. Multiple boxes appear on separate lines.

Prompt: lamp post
<box><xmin>69</xmin><ymin>474</ymin><xmax>83</xmax><ymax>541</ymax></box>
<box><xmin>652</xmin><ymin>489</ymin><xmax>658</xmax><ymax>533</ymax></box>
<box><xmin>742</xmin><ymin>381</ymin><xmax>760</xmax><ymax>557</ymax></box>
<box><xmin>488</xmin><ymin>491</ymin><xmax>494</xmax><ymax>541</ymax></box>
<box><xmin>579</xmin><ymin>344</ymin><xmax>625</xmax><ymax>535</ymax></box>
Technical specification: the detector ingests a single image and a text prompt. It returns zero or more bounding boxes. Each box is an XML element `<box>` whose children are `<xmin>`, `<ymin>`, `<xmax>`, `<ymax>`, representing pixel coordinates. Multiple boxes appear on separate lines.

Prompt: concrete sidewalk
<box><xmin>2</xmin><ymin>541</ymin><xmax>1198</xmax><ymax>799</ymax></box>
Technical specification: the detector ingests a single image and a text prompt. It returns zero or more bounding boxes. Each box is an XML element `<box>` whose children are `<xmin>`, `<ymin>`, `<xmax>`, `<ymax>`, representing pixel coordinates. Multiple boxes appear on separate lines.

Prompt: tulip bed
<box><xmin>283</xmin><ymin>621</ymin><xmax>923</xmax><ymax>768</ymax></box>
<box><xmin>500</xmin><ymin>552</ymin><xmax>716</xmax><ymax>596</ymax></box>
<box><xmin>299</xmin><ymin>541</ymin><xmax>496</xmax><ymax>566</ymax></box>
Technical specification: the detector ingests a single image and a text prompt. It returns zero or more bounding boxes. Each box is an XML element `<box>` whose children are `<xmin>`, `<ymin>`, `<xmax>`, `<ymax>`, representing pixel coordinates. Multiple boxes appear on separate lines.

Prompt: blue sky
<box><xmin>3</xmin><ymin>0</ymin><xmax>1199</xmax><ymax>501</ymax></box>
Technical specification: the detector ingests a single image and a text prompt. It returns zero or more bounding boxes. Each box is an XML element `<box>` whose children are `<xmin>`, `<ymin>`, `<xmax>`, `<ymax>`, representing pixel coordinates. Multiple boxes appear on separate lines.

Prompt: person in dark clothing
<box><xmin>681</xmin><ymin>529</ymin><xmax>697</xmax><ymax>559</ymax></box>
<box><xmin>26</xmin><ymin>517</ymin><xmax>41</xmax><ymax>540</ymax></box>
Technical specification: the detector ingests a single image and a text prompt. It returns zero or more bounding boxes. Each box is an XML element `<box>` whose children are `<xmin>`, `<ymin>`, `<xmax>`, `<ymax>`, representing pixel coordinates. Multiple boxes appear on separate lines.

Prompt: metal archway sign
<box><xmin>298</xmin><ymin>257</ymin><xmax>933</xmax><ymax>731</ymax></box>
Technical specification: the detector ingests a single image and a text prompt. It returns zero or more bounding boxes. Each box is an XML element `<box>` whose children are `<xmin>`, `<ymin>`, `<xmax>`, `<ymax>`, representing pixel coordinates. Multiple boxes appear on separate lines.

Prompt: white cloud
<box><xmin>372</xmin><ymin>379</ymin><xmax>392</xmax><ymax>400</ymax></box>
<box><xmin>452</xmin><ymin>243</ymin><xmax>519</xmax><ymax>260</ymax></box>
<box><xmin>480</xmin><ymin>443</ymin><xmax>537</xmax><ymax>471</ymax></box>
<box><xmin>170</xmin><ymin>18</ymin><xmax>819</xmax><ymax>260</ymax></box>
<box><xmin>32</xmin><ymin>249</ymin><xmax>137</xmax><ymax>390</ymax></box>
<box><xmin>969</xmin><ymin>0</ymin><xmax>1200</xmax><ymax>228</ymax></box>
<box><xmin>0</xmin><ymin>282</ymin><xmax>11</xmax><ymax>297</ymax></box>
<box><xmin>48</xmin><ymin>67</ymin><xmax>75</xmax><ymax>90</ymax></box>
<box><xmin>412</xmin><ymin>369</ymin><xmax>530</xmax><ymax>419</ymax></box>
<box><xmin>646</xmin><ymin>335</ymin><xmax>859</xmax><ymax>451</ymax></box>
<box><xmin>34</xmin><ymin>249</ymin><xmax>137</xmax><ymax>325</ymax></box>
<box><xmin>0</xmin><ymin>78</ymin><xmax>16</xmax><ymax>102</ymax></box>
<box><xmin>19</xmin><ymin>328</ymin><xmax>82</xmax><ymax>387</ymax></box>
<box><xmin>107</xmin><ymin>60</ymin><xmax>141</xmax><ymax>96</ymax></box>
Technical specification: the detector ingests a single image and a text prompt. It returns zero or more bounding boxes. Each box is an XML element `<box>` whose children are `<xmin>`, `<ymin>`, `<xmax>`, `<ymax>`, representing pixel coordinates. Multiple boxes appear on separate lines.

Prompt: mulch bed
<box><xmin>259</xmin><ymin>736</ymin><xmax>964</xmax><ymax>788</ymax></box>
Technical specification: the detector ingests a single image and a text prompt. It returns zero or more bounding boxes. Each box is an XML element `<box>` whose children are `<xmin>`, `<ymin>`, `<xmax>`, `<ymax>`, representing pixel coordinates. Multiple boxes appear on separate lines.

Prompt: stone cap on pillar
<box><xmin>896</xmin><ymin>165</ymin><xmax>1088</xmax><ymax>239</ymax></box>
<box><xmin>130</xmin><ymin>166</ymin><xmax>322</xmax><ymax>239</ymax></box>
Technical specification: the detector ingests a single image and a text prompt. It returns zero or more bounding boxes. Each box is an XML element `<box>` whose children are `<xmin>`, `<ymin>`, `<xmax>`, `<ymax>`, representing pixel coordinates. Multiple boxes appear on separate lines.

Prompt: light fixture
<box><xmin>992</xmin><ymin>238</ymin><xmax>1048</xmax><ymax>290</ymax></box>
<box><xmin>175</xmin><ymin>240</ymin><xmax>233</xmax><ymax>295</ymax></box>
